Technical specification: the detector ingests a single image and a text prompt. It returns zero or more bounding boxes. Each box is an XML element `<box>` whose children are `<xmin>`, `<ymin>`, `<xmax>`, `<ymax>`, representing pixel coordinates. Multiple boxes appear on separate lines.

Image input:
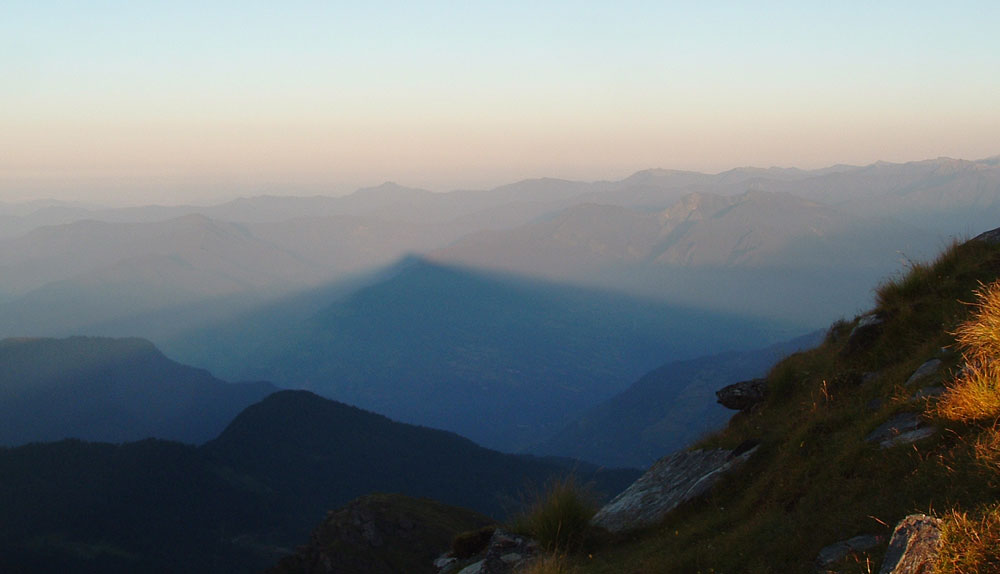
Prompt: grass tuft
<box><xmin>936</xmin><ymin>503</ymin><xmax>1000</xmax><ymax>574</ymax></box>
<box><xmin>955</xmin><ymin>281</ymin><xmax>1000</xmax><ymax>363</ymax></box>
<box><xmin>519</xmin><ymin>552</ymin><xmax>575</xmax><ymax>574</ymax></box>
<box><xmin>510</xmin><ymin>477</ymin><xmax>598</xmax><ymax>552</ymax></box>
<box><xmin>972</xmin><ymin>425</ymin><xmax>1000</xmax><ymax>474</ymax></box>
<box><xmin>937</xmin><ymin>364</ymin><xmax>1000</xmax><ymax>423</ymax></box>
<box><xmin>937</xmin><ymin>280</ymin><xmax>1000</xmax><ymax>423</ymax></box>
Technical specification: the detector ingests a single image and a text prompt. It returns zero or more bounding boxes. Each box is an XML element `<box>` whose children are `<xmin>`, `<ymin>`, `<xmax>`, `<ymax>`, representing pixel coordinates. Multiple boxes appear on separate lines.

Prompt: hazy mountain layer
<box><xmin>432</xmin><ymin>190</ymin><xmax>942</xmax><ymax>325</ymax></box>
<box><xmin>170</xmin><ymin>258</ymin><xmax>794</xmax><ymax>452</ymax></box>
<box><xmin>0</xmin><ymin>336</ymin><xmax>275</xmax><ymax>445</ymax></box>
<box><xmin>530</xmin><ymin>330</ymin><xmax>824</xmax><ymax>468</ymax></box>
<box><xmin>1</xmin><ymin>156</ymin><xmax>996</xmax><ymax>340</ymax></box>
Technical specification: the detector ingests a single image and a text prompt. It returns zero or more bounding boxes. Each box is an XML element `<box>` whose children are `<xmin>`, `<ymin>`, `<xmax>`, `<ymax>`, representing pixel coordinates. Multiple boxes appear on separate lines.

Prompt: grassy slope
<box><xmin>568</xmin><ymin>237</ymin><xmax>1000</xmax><ymax>573</ymax></box>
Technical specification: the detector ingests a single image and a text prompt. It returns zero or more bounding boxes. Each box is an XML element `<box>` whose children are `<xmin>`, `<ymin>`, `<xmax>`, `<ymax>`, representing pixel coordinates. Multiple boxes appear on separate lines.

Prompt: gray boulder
<box><xmin>905</xmin><ymin>359</ymin><xmax>942</xmax><ymax>387</ymax></box>
<box><xmin>591</xmin><ymin>446</ymin><xmax>757</xmax><ymax>533</ymax></box>
<box><xmin>716</xmin><ymin>378</ymin><xmax>767</xmax><ymax>412</ymax></box>
<box><xmin>879</xmin><ymin>514</ymin><xmax>942</xmax><ymax>574</ymax></box>
<box><xmin>865</xmin><ymin>413</ymin><xmax>936</xmax><ymax>448</ymax></box>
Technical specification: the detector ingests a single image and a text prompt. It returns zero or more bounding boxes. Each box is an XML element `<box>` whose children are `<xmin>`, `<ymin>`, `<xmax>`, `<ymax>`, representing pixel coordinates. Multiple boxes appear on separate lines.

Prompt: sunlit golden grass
<box><xmin>972</xmin><ymin>426</ymin><xmax>1000</xmax><ymax>475</ymax></box>
<box><xmin>955</xmin><ymin>281</ymin><xmax>1000</xmax><ymax>362</ymax></box>
<box><xmin>936</xmin><ymin>503</ymin><xmax>1000</xmax><ymax>574</ymax></box>
<box><xmin>937</xmin><ymin>364</ymin><xmax>1000</xmax><ymax>423</ymax></box>
<box><xmin>937</xmin><ymin>280</ymin><xmax>1000</xmax><ymax>423</ymax></box>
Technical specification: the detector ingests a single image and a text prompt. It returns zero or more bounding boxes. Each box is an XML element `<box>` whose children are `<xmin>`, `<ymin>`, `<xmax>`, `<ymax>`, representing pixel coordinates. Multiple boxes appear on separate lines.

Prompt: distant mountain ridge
<box><xmin>0</xmin><ymin>389</ymin><xmax>640</xmax><ymax>574</ymax></box>
<box><xmin>0</xmin><ymin>155</ymin><xmax>996</xmax><ymax>339</ymax></box>
<box><xmin>0</xmin><ymin>336</ymin><xmax>275</xmax><ymax>445</ymax></box>
<box><xmin>432</xmin><ymin>189</ymin><xmax>940</xmax><ymax>325</ymax></box>
<box><xmin>529</xmin><ymin>330</ymin><xmax>825</xmax><ymax>468</ymax></box>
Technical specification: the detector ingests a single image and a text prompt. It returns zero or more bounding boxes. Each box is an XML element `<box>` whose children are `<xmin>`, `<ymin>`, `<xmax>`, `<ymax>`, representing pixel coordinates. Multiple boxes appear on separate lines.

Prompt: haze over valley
<box><xmin>1</xmin><ymin>156</ymin><xmax>997</xmax><ymax>456</ymax></box>
<box><xmin>4</xmin><ymin>157</ymin><xmax>1000</xmax><ymax>572</ymax></box>
<box><xmin>4</xmin><ymin>2</ymin><xmax>1000</xmax><ymax>571</ymax></box>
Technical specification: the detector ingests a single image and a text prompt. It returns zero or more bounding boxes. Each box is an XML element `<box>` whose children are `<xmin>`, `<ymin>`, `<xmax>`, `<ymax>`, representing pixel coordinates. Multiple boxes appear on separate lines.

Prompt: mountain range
<box><xmin>0</xmin><ymin>336</ymin><xmax>275</xmax><ymax>445</ymax></box>
<box><xmin>529</xmin><ymin>330</ymin><xmax>825</xmax><ymax>468</ymax></box>
<box><xmin>0</xmin><ymin>389</ymin><xmax>638</xmax><ymax>574</ymax></box>
<box><xmin>165</xmin><ymin>258</ymin><xmax>792</xmax><ymax>452</ymax></box>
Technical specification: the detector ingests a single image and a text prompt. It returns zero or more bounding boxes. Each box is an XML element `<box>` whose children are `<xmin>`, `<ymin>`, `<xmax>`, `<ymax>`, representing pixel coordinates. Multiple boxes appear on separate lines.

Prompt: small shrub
<box><xmin>825</xmin><ymin>318</ymin><xmax>852</xmax><ymax>345</ymax></box>
<box><xmin>937</xmin><ymin>363</ymin><xmax>1000</xmax><ymax>422</ymax></box>
<box><xmin>452</xmin><ymin>526</ymin><xmax>496</xmax><ymax>558</ymax></box>
<box><xmin>955</xmin><ymin>281</ymin><xmax>1000</xmax><ymax>362</ymax></box>
<box><xmin>511</xmin><ymin>477</ymin><xmax>598</xmax><ymax>552</ymax></box>
<box><xmin>937</xmin><ymin>280</ymin><xmax>1000</xmax><ymax>423</ymax></box>
<box><xmin>876</xmin><ymin>260</ymin><xmax>938</xmax><ymax>310</ymax></box>
<box><xmin>936</xmin><ymin>504</ymin><xmax>1000</xmax><ymax>574</ymax></box>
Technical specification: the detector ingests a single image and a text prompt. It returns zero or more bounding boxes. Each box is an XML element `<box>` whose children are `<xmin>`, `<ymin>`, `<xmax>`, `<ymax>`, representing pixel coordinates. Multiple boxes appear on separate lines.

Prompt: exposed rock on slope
<box><xmin>435</xmin><ymin>528</ymin><xmax>539</xmax><ymax>574</ymax></box>
<box><xmin>529</xmin><ymin>331</ymin><xmax>822</xmax><ymax>468</ymax></box>
<box><xmin>716</xmin><ymin>377</ymin><xmax>767</xmax><ymax>412</ymax></box>
<box><xmin>879</xmin><ymin>515</ymin><xmax>942</xmax><ymax>574</ymax></box>
<box><xmin>590</xmin><ymin>445</ymin><xmax>758</xmax><ymax>533</ymax></box>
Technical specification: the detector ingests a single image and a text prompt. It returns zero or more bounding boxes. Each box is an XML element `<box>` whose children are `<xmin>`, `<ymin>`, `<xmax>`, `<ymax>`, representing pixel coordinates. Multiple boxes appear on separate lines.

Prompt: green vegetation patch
<box><xmin>558</xmin><ymin>237</ymin><xmax>1000</xmax><ymax>573</ymax></box>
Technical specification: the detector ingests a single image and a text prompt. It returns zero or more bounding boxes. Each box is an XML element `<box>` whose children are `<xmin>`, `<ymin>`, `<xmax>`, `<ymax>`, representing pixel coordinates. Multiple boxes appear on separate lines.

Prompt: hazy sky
<box><xmin>2</xmin><ymin>1</ymin><xmax>999</xmax><ymax>205</ymax></box>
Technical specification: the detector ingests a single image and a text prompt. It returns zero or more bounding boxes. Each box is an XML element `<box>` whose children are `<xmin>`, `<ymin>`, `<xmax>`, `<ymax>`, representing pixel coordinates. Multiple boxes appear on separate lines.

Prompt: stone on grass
<box><xmin>865</xmin><ymin>413</ymin><xmax>936</xmax><ymax>449</ymax></box>
<box><xmin>591</xmin><ymin>446</ymin><xmax>757</xmax><ymax>533</ymax></box>
<box><xmin>878</xmin><ymin>514</ymin><xmax>941</xmax><ymax>574</ymax></box>
<box><xmin>716</xmin><ymin>378</ymin><xmax>767</xmax><ymax>412</ymax></box>
<box><xmin>905</xmin><ymin>360</ymin><xmax>942</xmax><ymax>387</ymax></box>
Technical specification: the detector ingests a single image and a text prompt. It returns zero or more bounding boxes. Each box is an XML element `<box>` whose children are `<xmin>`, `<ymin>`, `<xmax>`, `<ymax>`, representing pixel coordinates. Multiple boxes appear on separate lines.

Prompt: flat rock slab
<box><xmin>905</xmin><ymin>359</ymin><xmax>942</xmax><ymax>386</ymax></box>
<box><xmin>591</xmin><ymin>447</ymin><xmax>757</xmax><ymax>533</ymax></box>
<box><xmin>865</xmin><ymin>413</ymin><xmax>936</xmax><ymax>448</ymax></box>
<box><xmin>816</xmin><ymin>534</ymin><xmax>882</xmax><ymax>569</ymax></box>
<box><xmin>879</xmin><ymin>514</ymin><xmax>942</xmax><ymax>574</ymax></box>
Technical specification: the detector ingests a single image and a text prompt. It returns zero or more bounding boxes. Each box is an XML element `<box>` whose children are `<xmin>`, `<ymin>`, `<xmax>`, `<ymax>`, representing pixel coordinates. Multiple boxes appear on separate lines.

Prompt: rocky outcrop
<box><xmin>436</xmin><ymin>528</ymin><xmax>538</xmax><ymax>574</ymax></box>
<box><xmin>269</xmin><ymin>493</ymin><xmax>493</xmax><ymax>574</ymax></box>
<box><xmin>974</xmin><ymin>227</ymin><xmax>1000</xmax><ymax>244</ymax></box>
<box><xmin>878</xmin><ymin>514</ymin><xmax>942</xmax><ymax>574</ymax></box>
<box><xmin>716</xmin><ymin>378</ymin><xmax>767</xmax><ymax>412</ymax></box>
<box><xmin>865</xmin><ymin>413</ymin><xmax>936</xmax><ymax>448</ymax></box>
<box><xmin>591</xmin><ymin>445</ymin><xmax>758</xmax><ymax>533</ymax></box>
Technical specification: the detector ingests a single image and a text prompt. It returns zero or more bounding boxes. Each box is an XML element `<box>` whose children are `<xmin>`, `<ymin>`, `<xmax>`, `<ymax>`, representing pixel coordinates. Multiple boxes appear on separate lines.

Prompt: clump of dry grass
<box><xmin>936</xmin><ymin>504</ymin><xmax>1000</xmax><ymax>574</ymax></box>
<box><xmin>972</xmin><ymin>427</ymin><xmax>1000</xmax><ymax>474</ymax></box>
<box><xmin>510</xmin><ymin>476</ymin><xmax>598</xmax><ymax>552</ymax></box>
<box><xmin>937</xmin><ymin>363</ymin><xmax>1000</xmax><ymax>422</ymax></box>
<box><xmin>955</xmin><ymin>281</ymin><xmax>1000</xmax><ymax>362</ymax></box>
<box><xmin>518</xmin><ymin>553</ymin><xmax>574</xmax><ymax>574</ymax></box>
<box><xmin>937</xmin><ymin>281</ymin><xmax>1000</xmax><ymax>423</ymax></box>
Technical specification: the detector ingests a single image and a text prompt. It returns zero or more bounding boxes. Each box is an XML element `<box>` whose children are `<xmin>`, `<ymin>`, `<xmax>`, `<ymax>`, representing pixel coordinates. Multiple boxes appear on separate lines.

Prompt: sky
<box><xmin>2</xmin><ymin>1</ymin><xmax>999</xmax><ymax>206</ymax></box>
